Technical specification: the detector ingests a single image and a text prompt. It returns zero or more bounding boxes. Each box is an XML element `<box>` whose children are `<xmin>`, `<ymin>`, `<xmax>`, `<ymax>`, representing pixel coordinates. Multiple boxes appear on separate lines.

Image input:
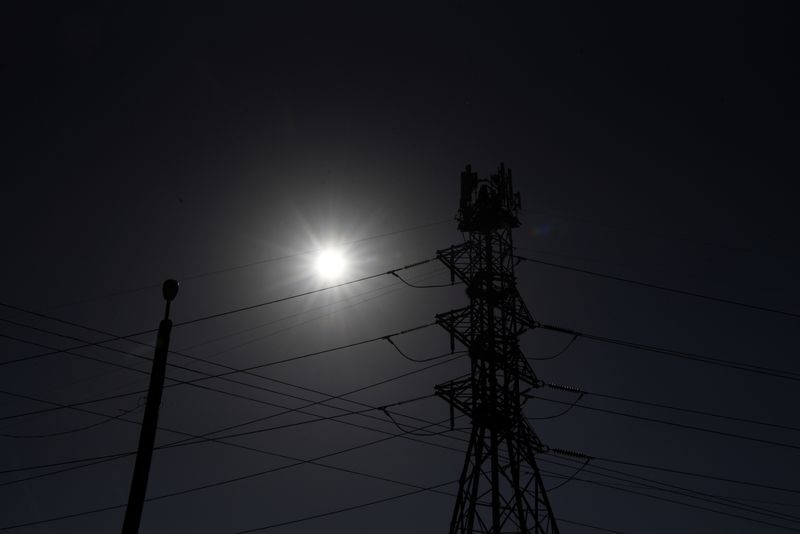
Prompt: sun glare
<box><xmin>315</xmin><ymin>249</ymin><xmax>346</xmax><ymax>279</ymax></box>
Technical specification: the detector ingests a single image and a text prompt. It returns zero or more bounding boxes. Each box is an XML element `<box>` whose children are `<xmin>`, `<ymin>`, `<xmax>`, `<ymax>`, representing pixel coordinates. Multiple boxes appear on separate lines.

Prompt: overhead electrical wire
<box><xmin>1</xmin><ymin>217</ymin><xmax>454</xmax><ymax>315</ymax></box>
<box><xmin>0</xmin><ymin>386</ymin><xmax>458</xmax><ymax>490</ymax></box>
<box><xmin>542</xmin><ymin>455</ymin><xmax>800</xmax><ymax>523</ymax></box>
<box><xmin>178</xmin><ymin>218</ymin><xmax>453</xmax><ymax>284</ymax></box>
<box><xmin>0</xmin><ymin>349</ymin><xmax>464</xmax><ymax>488</ymax></box>
<box><xmin>0</xmin><ymin>268</ymin><xmax>452</xmax><ymax>428</ymax></box>
<box><xmin>0</xmin><ymin>353</ymin><xmax>465</xmax><ymax>485</ymax></box>
<box><xmin>13</xmin><ymin>282</ymin><xmax>449</xmax><ymax>453</ymax></box>
<box><xmin>4</xmin><ymin>308</ymin><xmax>792</xmax><ymax>516</ymax></box>
<box><xmin>539</xmin><ymin>468</ymin><xmax>800</xmax><ymax>531</ymax></box>
<box><xmin>542</xmin><ymin>470</ymin><xmax>800</xmax><ymax>532</ymax></box>
<box><xmin>4</xmin><ymin>406</ymin><xmax>788</xmax><ymax>526</ymax></box>
<box><xmin>384</xmin><ymin>337</ymin><xmax>463</xmax><ymax>363</ymax></box>
<box><xmin>0</xmin><ymin>351</ymin><xmax>467</xmax><ymax>490</ymax></box>
<box><xmin>518</xmin><ymin>204</ymin><xmax>800</xmax><ymax>275</ymax></box>
<box><xmin>172</xmin><ymin>258</ymin><xmax>437</xmax><ymax>329</ymax></box>
<box><xmin>528</xmin><ymin>334</ymin><xmax>579</xmax><ymax>361</ymax></box>
<box><xmin>0</xmin><ymin>268</ymin><xmax>446</xmax><ymax>439</ymax></box>
<box><xmin>0</xmin><ymin>304</ymin><xmax>470</xmax><ymax>462</ymax></box>
<box><xmin>4</xmin><ymin>254</ymin><xmax>797</xmax><ymax>530</ymax></box>
<box><xmin>12</xmin><ymin>390</ymin><xmax>788</xmax><ymax>534</ymax></box>
<box><xmin>0</xmin><ymin>419</ymin><xmax>458</xmax><ymax>531</ymax></box>
<box><xmin>544</xmin><ymin>382</ymin><xmax>800</xmax><ymax>434</ymax></box>
<box><xmin>2</xmin><ymin>433</ymin><xmax>621</xmax><ymax>534</ymax></box>
<box><xmin>537</xmin><ymin>322</ymin><xmax>800</xmax><ymax>382</ymax></box>
<box><xmin>583</xmin><ymin>453</ymin><xmax>800</xmax><ymax>495</ymax></box>
<box><xmin>175</xmin><ymin>266</ymin><xmax>450</xmax><ymax>355</ymax></box>
<box><xmin>527</xmin><ymin>393</ymin><xmax>800</xmax><ymax>451</ymax></box>
<box><xmin>7</xmin><ymin>310</ymin><xmax>800</xmax><ymax>524</ymax></box>
<box><xmin>3</xmin><ymin>372</ymin><xmax>788</xmax><ymax>534</ymax></box>
<box><xmin>0</xmin><ymin>402</ymin><xmax>142</xmax><ymax>439</ymax></box>
<box><xmin>0</xmin><ymin>321</ymin><xmax>438</xmax><ymax>423</ymax></box>
<box><xmin>516</xmin><ymin>254</ymin><xmax>800</xmax><ymax>320</ymax></box>
<box><xmin>528</xmin><ymin>389</ymin><xmax>584</xmax><ymax>420</ymax></box>
<box><xmin>0</xmin><ymin>255</ymin><xmax>438</xmax><ymax>367</ymax></box>
<box><xmin>390</xmin><ymin>270</ymin><xmax>460</xmax><ymax>288</ymax></box>
<box><xmin>545</xmin><ymin>457</ymin><xmax>591</xmax><ymax>492</ymax></box>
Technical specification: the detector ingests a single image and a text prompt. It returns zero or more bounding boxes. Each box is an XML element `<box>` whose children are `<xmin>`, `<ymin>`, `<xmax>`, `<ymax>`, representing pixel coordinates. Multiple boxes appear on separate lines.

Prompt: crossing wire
<box><xmin>0</xmin><ymin>321</ymin><xmax>439</xmax><ymax>430</ymax></box>
<box><xmin>538</xmin><ymin>322</ymin><xmax>800</xmax><ymax>382</ymax></box>
<box><xmin>0</xmin><ymin>419</ymin><xmax>458</xmax><ymax>531</ymax></box>
<box><xmin>539</xmin><ymin>469</ymin><xmax>800</xmax><ymax>531</ymax></box>
<box><xmin>4</xmin><ymin>260</ymin><xmax>792</xmax><ymax>532</ymax></box>
<box><xmin>4</xmin><ymin>314</ymin><xmax>792</xmax><ymax>516</ymax></box>
<box><xmin>0</xmin><ymin>353</ymin><xmax>465</xmax><ymax>483</ymax></box>
<box><xmin>108</xmin><ymin>380</ymin><xmax>800</xmax><ymax>533</ymax></box>
<box><xmin>0</xmin><ymin>267</ymin><xmax>449</xmax><ymax>428</ymax></box>
<box><xmin>541</xmin><ymin>455</ymin><xmax>800</xmax><ymax>523</ymax></box>
<box><xmin>544</xmin><ymin>382</ymin><xmax>800</xmax><ymax>434</ymax></box>
<box><xmin>526</xmin><ymin>393</ymin><xmax>800</xmax><ymax>452</ymax></box>
<box><xmin>516</xmin><ymin>254</ymin><xmax>800</xmax><ymax>320</ymax></box>
<box><xmin>0</xmin><ymin>255</ymin><xmax>437</xmax><ymax>367</ymax></box>
<box><xmin>174</xmin><ymin>266</ymin><xmax>449</xmax><ymax>356</ymax></box>
<box><xmin>5</xmin><ymin>217</ymin><xmax>453</xmax><ymax>314</ymax></box>
<box><xmin>545</xmin><ymin>471</ymin><xmax>800</xmax><ymax>532</ymax></box>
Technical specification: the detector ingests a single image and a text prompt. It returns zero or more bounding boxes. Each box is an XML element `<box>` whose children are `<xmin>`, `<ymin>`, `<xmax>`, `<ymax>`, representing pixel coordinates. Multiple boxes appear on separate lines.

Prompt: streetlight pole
<box><xmin>121</xmin><ymin>279</ymin><xmax>179</xmax><ymax>534</ymax></box>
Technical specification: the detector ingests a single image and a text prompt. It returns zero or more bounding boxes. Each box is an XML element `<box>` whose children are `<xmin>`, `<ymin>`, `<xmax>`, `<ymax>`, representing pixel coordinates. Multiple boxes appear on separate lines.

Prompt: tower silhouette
<box><xmin>436</xmin><ymin>164</ymin><xmax>558</xmax><ymax>533</ymax></box>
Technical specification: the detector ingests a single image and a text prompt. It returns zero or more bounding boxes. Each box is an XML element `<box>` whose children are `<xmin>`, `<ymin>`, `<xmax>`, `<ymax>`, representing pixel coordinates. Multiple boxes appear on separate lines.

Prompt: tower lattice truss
<box><xmin>436</xmin><ymin>164</ymin><xmax>558</xmax><ymax>534</ymax></box>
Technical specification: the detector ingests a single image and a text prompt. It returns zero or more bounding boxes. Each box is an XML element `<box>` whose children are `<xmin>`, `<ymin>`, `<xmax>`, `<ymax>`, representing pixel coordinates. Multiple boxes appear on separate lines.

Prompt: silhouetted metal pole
<box><xmin>121</xmin><ymin>279</ymin><xmax>179</xmax><ymax>534</ymax></box>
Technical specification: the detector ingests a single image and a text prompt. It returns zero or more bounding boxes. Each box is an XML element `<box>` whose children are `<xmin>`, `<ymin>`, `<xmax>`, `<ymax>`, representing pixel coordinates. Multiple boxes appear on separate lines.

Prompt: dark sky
<box><xmin>2</xmin><ymin>2</ymin><xmax>799</xmax><ymax>533</ymax></box>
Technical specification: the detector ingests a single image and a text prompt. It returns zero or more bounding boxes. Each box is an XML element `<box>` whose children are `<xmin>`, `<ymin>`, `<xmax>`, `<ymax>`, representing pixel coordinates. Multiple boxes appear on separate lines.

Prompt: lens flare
<box><xmin>315</xmin><ymin>249</ymin><xmax>346</xmax><ymax>279</ymax></box>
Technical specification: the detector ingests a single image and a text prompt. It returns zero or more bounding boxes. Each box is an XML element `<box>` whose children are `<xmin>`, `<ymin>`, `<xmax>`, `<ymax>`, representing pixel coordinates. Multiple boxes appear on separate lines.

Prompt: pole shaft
<box><xmin>121</xmin><ymin>318</ymin><xmax>172</xmax><ymax>534</ymax></box>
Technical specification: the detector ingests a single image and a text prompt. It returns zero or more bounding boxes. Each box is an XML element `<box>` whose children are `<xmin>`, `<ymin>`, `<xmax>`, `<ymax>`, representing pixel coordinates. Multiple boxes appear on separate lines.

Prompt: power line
<box><xmin>4</xmin><ymin>288</ymin><xmax>792</xmax><ymax>532</ymax></box>
<box><xmin>0</xmin><ymin>256</ymin><xmax>437</xmax><ymax>366</ymax></box>
<box><xmin>0</xmin><ymin>335</ymin><xmax>462</xmax><ymax>485</ymax></box>
<box><xmin>516</xmin><ymin>254</ymin><xmax>800</xmax><ymax>320</ymax></box>
<box><xmin>179</xmin><ymin>218</ymin><xmax>453</xmax><ymax>283</ymax></box>
<box><xmin>545</xmin><ymin>457</ymin><xmax>591</xmax><ymax>492</ymax></box>
<box><xmin>526</xmin><ymin>393</ymin><xmax>800</xmax><ymax>451</ymax></box>
<box><xmin>0</xmin><ymin>318</ymin><xmax>464</xmax><ymax>477</ymax></box>
<box><xmin>0</xmin><ymin>420</ymin><xmax>458</xmax><ymax>531</ymax></box>
<box><xmin>545</xmin><ymin>382</ymin><xmax>800</xmax><ymax>434</ymax></box>
<box><xmin>174</xmin><ymin>267</ymin><xmax>448</xmax><ymax>355</ymax></box>
<box><xmin>0</xmin><ymin>403</ymin><xmax>142</xmax><ymax>439</ymax></box>
<box><xmin>0</xmin><ymin>270</ymin><xmax>448</xmax><ymax>426</ymax></box>
<box><xmin>0</xmin><ymin>354</ymin><xmax>469</xmax><ymax>499</ymax></box>
<box><xmin>542</xmin><ymin>455</ymin><xmax>800</xmax><ymax>523</ymax></box>
<box><xmin>528</xmin><ymin>334</ymin><xmax>579</xmax><ymax>361</ymax></box>
<box><xmin>0</xmin><ymin>276</ymin><xmax>454</xmax><ymax>456</ymax></box>
<box><xmin>0</xmin><ymin>320</ymin><xmax>437</xmax><ymax>422</ymax></box>
<box><xmin>232</xmin><ymin>481</ymin><xmax>457</xmax><ymax>533</ymax></box>
<box><xmin>172</xmin><ymin>258</ymin><xmax>437</xmax><ymax>329</ymax></box>
<box><xmin>0</xmin><ymin>353</ymin><xmax>464</xmax><ymax>483</ymax></box>
<box><xmin>6</xmin><ymin>350</ymin><xmax>792</xmax><ymax>532</ymax></box>
<box><xmin>390</xmin><ymin>270</ymin><xmax>459</xmax><ymax>289</ymax></box>
<box><xmin>540</xmin><ymin>468</ymin><xmax>800</xmax><ymax>530</ymax></box>
<box><xmin>520</xmin><ymin>207</ymin><xmax>800</xmax><ymax>267</ymax></box>
<box><xmin>555</xmin><ymin>517</ymin><xmax>628</xmax><ymax>534</ymax></box>
<box><xmin>538</xmin><ymin>322</ymin><xmax>800</xmax><ymax>382</ymax></box>
<box><xmin>0</xmin><ymin>304</ymin><xmax>470</xmax><ymax>487</ymax></box>
<box><xmin>585</xmin><ymin>453</ymin><xmax>800</xmax><ymax>495</ymax></box>
<box><xmin>5</xmin><ymin>218</ymin><xmax>454</xmax><ymax>315</ymax></box>
<box><xmin>547</xmin><ymin>471</ymin><xmax>800</xmax><ymax>532</ymax></box>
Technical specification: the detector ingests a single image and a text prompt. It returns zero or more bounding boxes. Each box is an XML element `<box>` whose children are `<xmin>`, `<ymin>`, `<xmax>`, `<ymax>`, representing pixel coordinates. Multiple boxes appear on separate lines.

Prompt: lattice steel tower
<box><xmin>435</xmin><ymin>164</ymin><xmax>558</xmax><ymax>534</ymax></box>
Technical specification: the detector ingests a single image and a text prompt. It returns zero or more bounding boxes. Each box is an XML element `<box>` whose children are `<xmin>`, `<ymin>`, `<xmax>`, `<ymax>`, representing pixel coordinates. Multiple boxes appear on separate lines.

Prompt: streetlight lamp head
<box><xmin>162</xmin><ymin>279</ymin><xmax>180</xmax><ymax>302</ymax></box>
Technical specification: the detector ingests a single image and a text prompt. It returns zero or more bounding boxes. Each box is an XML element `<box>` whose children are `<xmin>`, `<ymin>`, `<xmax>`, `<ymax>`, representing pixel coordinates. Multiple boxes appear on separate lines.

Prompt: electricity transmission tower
<box><xmin>435</xmin><ymin>164</ymin><xmax>558</xmax><ymax>534</ymax></box>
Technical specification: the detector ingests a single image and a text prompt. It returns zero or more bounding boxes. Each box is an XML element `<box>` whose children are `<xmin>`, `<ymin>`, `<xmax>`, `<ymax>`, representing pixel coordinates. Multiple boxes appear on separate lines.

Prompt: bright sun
<box><xmin>315</xmin><ymin>249</ymin><xmax>346</xmax><ymax>279</ymax></box>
